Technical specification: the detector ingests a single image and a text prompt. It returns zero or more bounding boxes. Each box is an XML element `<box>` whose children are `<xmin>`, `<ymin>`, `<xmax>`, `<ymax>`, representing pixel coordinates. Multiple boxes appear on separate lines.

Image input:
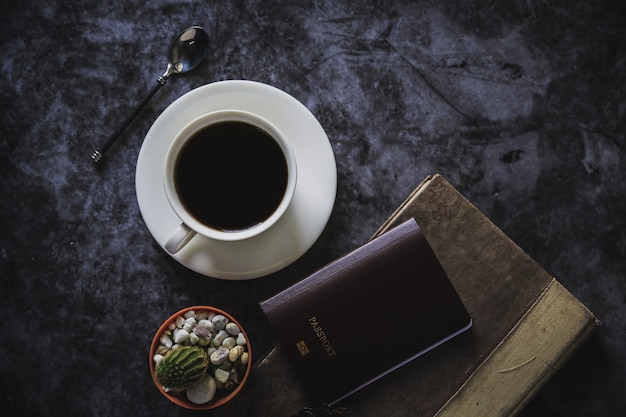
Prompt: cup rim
<box><xmin>149</xmin><ymin>306</ymin><xmax>253</xmax><ymax>410</ymax></box>
<box><xmin>163</xmin><ymin>109</ymin><xmax>297</xmax><ymax>242</ymax></box>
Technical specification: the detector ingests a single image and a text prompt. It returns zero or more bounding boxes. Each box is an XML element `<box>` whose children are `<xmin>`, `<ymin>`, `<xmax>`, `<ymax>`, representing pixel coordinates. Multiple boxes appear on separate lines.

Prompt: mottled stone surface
<box><xmin>1</xmin><ymin>1</ymin><xmax>625</xmax><ymax>416</ymax></box>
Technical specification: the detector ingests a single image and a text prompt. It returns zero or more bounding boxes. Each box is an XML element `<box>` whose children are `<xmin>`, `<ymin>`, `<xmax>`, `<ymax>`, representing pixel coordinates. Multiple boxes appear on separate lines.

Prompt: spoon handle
<box><xmin>91</xmin><ymin>77</ymin><xmax>167</xmax><ymax>163</ymax></box>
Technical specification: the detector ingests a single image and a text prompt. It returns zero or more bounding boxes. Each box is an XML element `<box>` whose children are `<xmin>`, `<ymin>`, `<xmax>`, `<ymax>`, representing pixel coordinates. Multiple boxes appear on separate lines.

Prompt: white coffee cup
<box><xmin>163</xmin><ymin>110</ymin><xmax>297</xmax><ymax>254</ymax></box>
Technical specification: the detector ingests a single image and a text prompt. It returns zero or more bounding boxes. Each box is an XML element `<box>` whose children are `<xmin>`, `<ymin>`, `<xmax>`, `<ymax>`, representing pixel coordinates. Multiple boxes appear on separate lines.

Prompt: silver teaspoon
<box><xmin>91</xmin><ymin>26</ymin><xmax>209</xmax><ymax>163</ymax></box>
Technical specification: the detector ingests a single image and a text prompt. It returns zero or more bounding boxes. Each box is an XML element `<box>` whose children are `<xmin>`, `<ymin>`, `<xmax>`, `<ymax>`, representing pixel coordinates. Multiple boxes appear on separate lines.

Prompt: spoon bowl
<box><xmin>163</xmin><ymin>26</ymin><xmax>209</xmax><ymax>79</ymax></box>
<box><xmin>91</xmin><ymin>26</ymin><xmax>209</xmax><ymax>163</ymax></box>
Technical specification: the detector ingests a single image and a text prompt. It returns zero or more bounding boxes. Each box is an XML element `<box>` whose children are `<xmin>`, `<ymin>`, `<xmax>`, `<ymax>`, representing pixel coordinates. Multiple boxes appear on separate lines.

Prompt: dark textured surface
<box><xmin>1</xmin><ymin>1</ymin><xmax>624</xmax><ymax>416</ymax></box>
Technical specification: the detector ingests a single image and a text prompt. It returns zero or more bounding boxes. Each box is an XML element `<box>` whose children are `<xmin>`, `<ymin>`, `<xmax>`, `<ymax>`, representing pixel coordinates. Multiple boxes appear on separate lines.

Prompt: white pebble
<box><xmin>225</xmin><ymin>322</ymin><xmax>240</xmax><ymax>335</ymax></box>
<box><xmin>236</xmin><ymin>332</ymin><xmax>247</xmax><ymax>346</ymax></box>
<box><xmin>214</xmin><ymin>368</ymin><xmax>230</xmax><ymax>384</ymax></box>
<box><xmin>153</xmin><ymin>354</ymin><xmax>164</xmax><ymax>365</ymax></box>
<box><xmin>195</xmin><ymin>310</ymin><xmax>210</xmax><ymax>320</ymax></box>
<box><xmin>240</xmin><ymin>352</ymin><xmax>249</xmax><ymax>365</ymax></box>
<box><xmin>175</xmin><ymin>316</ymin><xmax>185</xmax><ymax>328</ymax></box>
<box><xmin>159</xmin><ymin>334</ymin><xmax>173</xmax><ymax>348</ymax></box>
<box><xmin>189</xmin><ymin>332</ymin><xmax>200</xmax><ymax>345</ymax></box>
<box><xmin>197</xmin><ymin>319</ymin><xmax>215</xmax><ymax>332</ymax></box>
<box><xmin>183</xmin><ymin>317</ymin><xmax>196</xmax><ymax>332</ymax></box>
<box><xmin>186</xmin><ymin>374</ymin><xmax>216</xmax><ymax>404</ymax></box>
<box><xmin>184</xmin><ymin>310</ymin><xmax>196</xmax><ymax>319</ymax></box>
<box><xmin>212</xmin><ymin>315</ymin><xmax>228</xmax><ymax>330</ymax></box>
<box><xmin>212</xmin><ymin>330</ymin><xmax>228</xmax><ymax>347</ymax></box>
<box><xmin>221</xmin><ymin>337</ymin><xmax>236</xmax><ymax>349</ymax></box>
<box><xmin>173</xmin><ymin>329</ymin><xmax>190</xmax><ymax>344</ymax></box>
<box><xmin>210</xmin><ymin>347</ymin><xmax>229</xmax><ymax>365</ymax></box>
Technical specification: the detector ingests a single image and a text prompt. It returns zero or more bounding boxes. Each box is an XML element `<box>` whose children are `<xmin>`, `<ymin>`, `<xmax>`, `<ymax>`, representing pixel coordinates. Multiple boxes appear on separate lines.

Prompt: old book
<box><xmin>216</xmin><ymin>174</ymin><xmax>599</xmax><ymax>417</ymax></box>
<box><xmin>259</xmin><ymin>218</ymin><xmax>472</xmax><ymax>405</ymax></box>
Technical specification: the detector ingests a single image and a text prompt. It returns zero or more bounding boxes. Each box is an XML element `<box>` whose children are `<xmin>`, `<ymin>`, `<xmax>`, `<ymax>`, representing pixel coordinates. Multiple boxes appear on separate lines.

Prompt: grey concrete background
<box><xmin>1</xmin><ymin>1</ymin><xmax>624</xmax><ymax>416</ymax></box>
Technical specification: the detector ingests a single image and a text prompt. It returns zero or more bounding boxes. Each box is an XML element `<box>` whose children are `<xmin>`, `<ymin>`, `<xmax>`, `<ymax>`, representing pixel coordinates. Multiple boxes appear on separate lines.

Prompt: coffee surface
<box><xmin>175</xmin><ymin>121</ymin><xmax>289</xmax><ymax>231</ymax></box>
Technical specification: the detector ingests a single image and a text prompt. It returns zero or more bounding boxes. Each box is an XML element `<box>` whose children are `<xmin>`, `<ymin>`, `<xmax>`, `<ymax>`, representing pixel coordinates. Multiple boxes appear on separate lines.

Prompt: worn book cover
<box><xmin>216</xmin><ymin>174</ymin><xmax>599</xmax><ymax>417</ymax></box>
<box><xmin>259</xmin><ymin>218</ymin><xmax>472</xmax><ymax>405</ymax></box>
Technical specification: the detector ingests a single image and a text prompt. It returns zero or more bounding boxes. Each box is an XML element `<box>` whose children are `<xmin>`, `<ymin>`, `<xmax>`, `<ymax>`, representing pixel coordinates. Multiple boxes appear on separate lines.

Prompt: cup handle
<box><xmin>164</xmin><ymin>223</ymin><xmax>197</xmax><ymax>254</ymax></box>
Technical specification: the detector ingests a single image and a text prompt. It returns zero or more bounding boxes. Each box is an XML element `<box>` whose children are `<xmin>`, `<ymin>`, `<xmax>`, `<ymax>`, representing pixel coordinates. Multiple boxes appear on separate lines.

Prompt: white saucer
<box><xmin>135</xmin><ymin>80</ymin><xmax>337</xmax><ymax>279</ymax></box>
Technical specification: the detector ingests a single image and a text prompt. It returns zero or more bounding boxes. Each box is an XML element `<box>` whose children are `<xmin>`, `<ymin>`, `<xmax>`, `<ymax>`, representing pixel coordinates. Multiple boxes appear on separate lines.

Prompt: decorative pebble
<box><xmin>236</xmin><ymin>332</ymin><xmax>247</xmax><ymax>346</ymax></box>
<box><xmin>159</xmin><ymin>334</ymin><xmax>173</xmax><ymax>348</ymax></box>
<box><xmin>183</xmin><ymin>317</ymin><xmax>197</xmax><ymax>332</ymax></box>
<box><xmin>210</xmin><ymin>347</ymin><xmax>229</xmax><ymax>365</ymax></box>
<box><xmin>186</xmin><ymin>374</ymin><xmax>216</xmax><ymax>404</ymax></box>
<box><xmin>173</xmin><ymin>329</ymin><xmax>190</xmax><ymax>344</ymax></box>
<box><xmin>212</xmin><ymin>315</ymin><xmax>228</xmax><ymax>331</ymax></box>
<box><xmin>197</xmin><ymin>319</ymin><xmax>215</xmax><ymax>332</ymax></box>
<box><xmin>214</xmin><ymin>368</ymin><xmax>230</xmax><ymax>384</ymax></box>
<box><xmin>229</xmin><ymin>345</ymin><xmax>244</xmax><ymax>362</ymax></box>
<box><xmin>153</xmin><ymin>354</ymin><xmax>164</xmax><ymax>365</ymax></box>
<box><xmin>212</xmin><ymin>330</ymin><xmax>228</xmax><ymax>347</ymax></box>
<box><xmin>175</xmin><ymin>316</ymin><xmax>185</xmax><ymax>328</ymax></box>
<box><xmin>221</xmin><ymin>337</ymin><xmax>237</xmax><ymax>349</ymax></box>
<box><xmin>193</xmin><ymin>326</ymin><xmax>212</xmax><ymax>346</ymax></box>
<box><xmin>225</xmin><ymin>322</ymin><xmax>240</xmax><ymax>335</ymax></box>
<box><xmin>240</xmin><ymin>352</ymin><xmax>249</xmax><ymax>365</ymax></box>
<box><xmin>195</xmin><ymin>310</ymin><xmax>210</xmax><ymax>320</ymax></box>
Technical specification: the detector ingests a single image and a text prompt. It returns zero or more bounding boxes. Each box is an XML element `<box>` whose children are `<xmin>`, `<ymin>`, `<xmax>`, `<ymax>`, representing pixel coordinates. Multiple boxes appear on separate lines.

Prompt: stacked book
<box><xmin>217</xmin><ymin>174</ymin><xmax>599</xmax><ymax>417</ymax></box>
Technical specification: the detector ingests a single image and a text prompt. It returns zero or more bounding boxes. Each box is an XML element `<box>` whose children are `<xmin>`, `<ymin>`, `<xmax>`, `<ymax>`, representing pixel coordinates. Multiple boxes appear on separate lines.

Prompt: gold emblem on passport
<box><xmin>296</xmin><ymin>340</ymin><xmax>310</xmax><ymax>356</ymax></box>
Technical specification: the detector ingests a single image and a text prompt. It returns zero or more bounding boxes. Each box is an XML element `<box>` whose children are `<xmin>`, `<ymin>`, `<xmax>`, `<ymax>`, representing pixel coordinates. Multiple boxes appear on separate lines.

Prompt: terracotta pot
<box><xmin>149</xmin><ymin>306</ymin><xmax>252</xmax><ymax>410</ymax></box>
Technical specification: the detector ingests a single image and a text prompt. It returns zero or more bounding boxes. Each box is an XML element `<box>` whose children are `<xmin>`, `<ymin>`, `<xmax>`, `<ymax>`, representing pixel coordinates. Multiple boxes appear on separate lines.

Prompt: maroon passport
<box><xmin>260</xmin><ymin>218</ymin><xmax>472</xmax><ymax>405</ymax></box>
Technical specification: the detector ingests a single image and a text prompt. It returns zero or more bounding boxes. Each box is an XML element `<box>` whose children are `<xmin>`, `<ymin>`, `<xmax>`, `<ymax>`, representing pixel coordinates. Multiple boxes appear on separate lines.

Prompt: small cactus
<box><xmin>156</xmin><ymin>346</ymin><xmax>209</xmax><ymax>391</ymax></box>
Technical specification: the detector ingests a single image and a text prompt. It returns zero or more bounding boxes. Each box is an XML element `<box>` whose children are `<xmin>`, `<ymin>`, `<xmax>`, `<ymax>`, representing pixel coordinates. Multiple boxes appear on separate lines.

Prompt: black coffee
<box><xmin>174</xmin><ymin>121</ymin><xmax>289</xmax><ymax>231</ymax></box>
